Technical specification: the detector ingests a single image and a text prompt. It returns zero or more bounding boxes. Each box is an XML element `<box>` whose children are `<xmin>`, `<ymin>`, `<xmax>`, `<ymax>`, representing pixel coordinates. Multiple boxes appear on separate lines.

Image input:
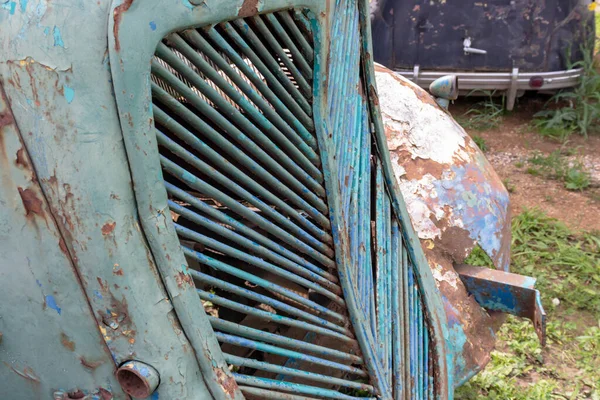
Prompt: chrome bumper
<box><xmin>394</xmin><ymin>66</ymin><xmax>583</xmax><ymax>110</ymax></box>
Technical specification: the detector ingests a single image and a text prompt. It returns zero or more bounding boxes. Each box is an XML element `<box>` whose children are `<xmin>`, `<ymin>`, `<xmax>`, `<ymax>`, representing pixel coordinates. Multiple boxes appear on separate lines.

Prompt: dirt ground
<box><xmin>453</xmin><ymin>95</ymin><xmax>600</xmax><ymax>233</ymax></box>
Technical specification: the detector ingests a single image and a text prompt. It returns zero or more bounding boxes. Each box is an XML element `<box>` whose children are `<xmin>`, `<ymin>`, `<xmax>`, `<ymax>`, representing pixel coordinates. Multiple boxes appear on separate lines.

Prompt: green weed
<box><xmin>527</xmin><ymin>151</ymin><xmax>591</xmax><ymax>191</ymax></box>
<box><xmin>472</xmin><ymin>135</ymin><xmax>489</xmax><ymax>152</ymax></box>
<box><xmin>457</xmin><ymin>209</ymin><xmax>600</xmax><ymax>399</ymax></box>
<box><xmin>533</xmin><ymin>29</ymin><xmax>600</xmax><ymax>140</ymax></box>
<box><xmin>458</xmin><ymin>91</ymin><xmax>506</xmax><ymax>131</ymax></box>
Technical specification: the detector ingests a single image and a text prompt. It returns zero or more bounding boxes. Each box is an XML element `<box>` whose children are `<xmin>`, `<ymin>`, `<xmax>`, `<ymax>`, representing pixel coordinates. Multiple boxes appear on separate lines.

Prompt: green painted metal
<box><xmin>0</xmin><ymin>1</ymin><xmax>220</xmax><ymax>398</ymax></box>
<box><xmin>0</xmin><ymin>0</ymin><xmax>474</xmax><ymax>398</ymax></box>
<box><xmin>0</xmin><ymin>84</ymin><xmax>124</xmax><ymax>400</ymax></box>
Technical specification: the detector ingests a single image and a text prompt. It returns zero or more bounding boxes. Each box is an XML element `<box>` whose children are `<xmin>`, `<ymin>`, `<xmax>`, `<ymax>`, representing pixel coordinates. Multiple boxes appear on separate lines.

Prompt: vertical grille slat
<box><xmin>232</xmin><ymin>375</ymin><xmax>375</xmax><ymax>400</ymax></box>
<box><xmin>157</xmin><ymin>127</ymin><xmax>332</xmax><ymax>249</ymax></box>
<box><xmin>160</xmin><ymin>156</ymin><xmax>335</xmax><ymax>266</ymax></box>
<box><xmin>224</xmin><ymin>353</ymin><xmax>374</xmax><ymax>392</ymax></box>
<box><xmin>149</xmin><ymin>5</ymin><xmax>438</xmax><ymax>399</ymax></box>
<box><xmin>181</xmin><ymin>29</ymin><xmax>319</xmax><ymax>157</ymax></box>
<box><xmin>155</xmin><ymin>41</ymin><xmax>324</xmax><ymax>196</ymax></box>
<box><xmin>195</xmin><ymin>272</ymin><xmax>353</xmax><ymax>339</ymax></box>
<box><xmin>209</xmin><ymin>317</ymin><xmax>362</xmax><ymax>364</ymax></box>
<box><xmin>153</xmin><ymin>104</ymin><xmax>333</xmax><ymax>238</ymax></box>
<box><xmin>168</xmin><ymin>201</ymin><xmax>341</xmax><ymax>294</ymax></box>
<box><xmin>223</xmin><ymin>21</ymin><xmax>313</xmax><ymax>118</ymax></box>
<box><xmin>278</xmin><ymin>11</ymin><xmax>314</xmax><ymax>64</ymax></box>
<box><xmin>164</xmin><ymin>182</ymin><xmax>338</xmax><ymax>282</ymax></box>
<box><xmin>203</xmin><ymin>27</ymin><xmax>316</xmax><ymax>137</ymax></box>
<box><xmin>151</xmin><ymin>60</ymin><xmax>329</xmax><ymax>213</ymax></box>
<box><xmin>264</xmin><ymin>14</ymin><xmax>313</xmax><ymax>81</ymax></box>
<box><xmin>167</xmin><ymin>33</ymin><xmax>322</xmax><ymax>175</ymax></box>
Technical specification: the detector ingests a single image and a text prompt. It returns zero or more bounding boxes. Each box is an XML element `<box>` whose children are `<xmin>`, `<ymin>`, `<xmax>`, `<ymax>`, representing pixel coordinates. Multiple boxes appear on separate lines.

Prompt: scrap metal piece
<box><xmin>455</xmin><ymin>264</ymin><xmax>547</xmax><ymax>346</ymax></box>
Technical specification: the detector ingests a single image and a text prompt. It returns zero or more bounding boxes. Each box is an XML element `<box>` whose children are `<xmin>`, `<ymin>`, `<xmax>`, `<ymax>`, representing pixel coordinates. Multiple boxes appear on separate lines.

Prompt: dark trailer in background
<box><xmin>370</xmin><ymin>0</ymin><xmax>595</xmax><ymax>110</ymax></box>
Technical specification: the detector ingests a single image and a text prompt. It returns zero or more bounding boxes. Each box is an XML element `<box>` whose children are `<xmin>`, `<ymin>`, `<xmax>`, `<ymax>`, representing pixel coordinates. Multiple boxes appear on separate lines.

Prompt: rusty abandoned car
<box><xmin>0</xmin><ymin>0</ymin><xmax>544</xmax><ymax>399</ymax></box>
<box><xmin>370</xmin><ymin>0</ymin><xmax>596</xmax><ymax>110</ymax></box>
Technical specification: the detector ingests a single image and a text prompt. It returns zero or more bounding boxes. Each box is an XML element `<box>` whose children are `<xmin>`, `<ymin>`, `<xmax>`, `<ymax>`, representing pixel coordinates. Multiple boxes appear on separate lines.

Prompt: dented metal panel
<box><xmin>0</xmin><ymin>1</ymin><xmax>217</xmax><ymax>397</ymax></box>
<box><xmin>373</xmin><ymin>64</ymin><xmax>511</xmax><ymax>385</ymax></box>
<box><xmin>0</xmin><ymin>85</ymin><xmax>123</xmax><ymax>399</ymax></box>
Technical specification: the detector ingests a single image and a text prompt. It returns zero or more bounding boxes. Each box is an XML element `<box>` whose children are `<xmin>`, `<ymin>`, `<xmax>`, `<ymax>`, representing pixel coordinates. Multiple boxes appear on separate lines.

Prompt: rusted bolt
<box><xmin>0</xmin><ymin>331</ymin><xmax>3</xmax><ymax>344</ymax></box>
<box><xmin>116</xmin><ymin>361</ymin><xmax>159</xmax><ymax>398</ymax></box>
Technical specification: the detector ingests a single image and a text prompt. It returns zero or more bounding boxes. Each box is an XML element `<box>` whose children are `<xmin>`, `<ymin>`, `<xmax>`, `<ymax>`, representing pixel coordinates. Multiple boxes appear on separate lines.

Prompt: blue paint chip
<box><xmin>149</xmin><ymin>21</ymin><xmax>157</xmax><ymax>31</ymax></box>
<box><xmin>45</xmin><ymin>295</ymin><xmax>61</xmax><ymax>315</ymax></box>
<box><xmin>151</xmin><ymin>392</ymin><xmax>159</xmax><ymax>400</ymax></box>
<box><xmin>53</xmin><ymin>26</ymin><xmax>64</xmax><ymax>47</ymax></box>
<box><xmin>36</xmin><ymin>279</ymin><xmax>42</xmax><ymax>287</ymax></box>
<box><xmin>43</xmin><ymin>26</ymin><xmax>50</xmax><ymax>36</ymax></box>
<box><xmin>181</xmin><ymin>0</ymin><xmax>193</xmax><ymax>9</ymax></box>
<box><xmin>63</xmin><ymin>85</ymin><xmax>75</xmax><ymax>104</ymax></box>
<box><xmin>2</xmin><ymin>1</ymin><xmax>17</xmax><ymax>14</ymax></box>
<box><xmin>19</xmin><ymin>0</ymin><xmax>27</xmax><ymax>12</ymax></box>
<box><xmin>93</xmin><ymin>290</ymin><xmax>103</xmax><ymax>300</ymax></box>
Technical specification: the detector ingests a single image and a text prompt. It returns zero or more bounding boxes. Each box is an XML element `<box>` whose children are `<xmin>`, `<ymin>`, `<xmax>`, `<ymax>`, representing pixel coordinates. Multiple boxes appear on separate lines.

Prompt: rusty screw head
<box><xmin>116</xmin><ymin>361</ymin><xmax>159</xmax><ymax>399</ymax></box>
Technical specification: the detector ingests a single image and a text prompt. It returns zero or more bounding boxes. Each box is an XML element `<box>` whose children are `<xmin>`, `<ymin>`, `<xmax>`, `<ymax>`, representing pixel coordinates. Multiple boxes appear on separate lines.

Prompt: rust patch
<box><xmin>18</xmin><ymin>187</ymin><xmax>44</xmax><ymax>217</ymax></box>
<box><xmin>97</xmin><ymin>277</ymin><xmax>108</xmax><ymax>291</ymax></box>
<box><xmin>434</xmin><ymin>225</ymin><xmax>475</xmax><ymax>263</ymax></box>
<box><xmin>175</xmin><ymin>271</ymin><xmax>194</xmax><ymax>288</ymax></box>
<box><xmin>396</xmin><ymin>151</ymin><xmax>446</xmax><ymax>181</ymax></box>
<box><xmin>112</xmin><ymin>0</ymin><xmax>135</xmax><ymax>51</ymax></box>
<box><xmin>0</xmin><ymin>110</ymin><xmax>13</xmax><ymax>128</ymax></box>
<box><xmin>368</xmin><ymin>84</ymin><xmax>379</xmax><ymax>106</ymax></box>
<box><xmin>216</xmin><ymin>368</ymin><xmax>238</xmax><ymax>398</ymax></box>
<box><xmin>60</xmin><ymin>332</ymin><xmax>76</xmax><ymax>351</ymax></box>
<box><xmin>15</xmin><ymin>147</ymin><xmax>30</xmax><ymax>169</ymax></box>
<box><xmin>58</xmin><ymin>237</ymin><xmax>69</xmax><ymax>256</ymax></box>
<box><xmin>98</xmin><ymin>388</ymin><xmax>112</xmax><ymax>400</ymax></box>
<box><xmin>238</xmin><ymin>0</ymin><xmax>259</xmax><ymax>17</ymax></box>
<box><xmin>101</xmin><ymin>221</ymin><xmax>116</xmax><ymax>236</ymax></box>
<box><xmin>79</xmin><ymin>356</ymin><xmax>103</xmax><ymax>370</ymax></box>
<box><xmin>6</xmin><ymin>363</ymin><xmax>40</xmax><ymax>383</ymax></box>
<box><xmin>113</xmin><ymin>268</ymin><xmax>124</xmax><ymax>276</ymax></box>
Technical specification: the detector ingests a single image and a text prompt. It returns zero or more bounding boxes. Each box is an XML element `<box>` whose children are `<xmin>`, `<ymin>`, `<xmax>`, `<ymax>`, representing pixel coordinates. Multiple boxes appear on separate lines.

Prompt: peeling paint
<box><xmin>53</xmin><ymin>26</ymin><xmax>65</xmax><ymax>47</ymax></box>
<box><xmin>63</xmin><ymin>85</ymin><xmax>74</xmax><ymax>104</ymax></box>
<box><xmin>45</xmin><ymin>294</ymin><xmax>62</xmax><ymax>315</ymax></box>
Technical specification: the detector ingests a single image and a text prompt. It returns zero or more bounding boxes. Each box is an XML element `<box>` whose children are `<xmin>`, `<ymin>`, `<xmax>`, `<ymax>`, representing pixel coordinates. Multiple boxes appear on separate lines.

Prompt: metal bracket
<box><xmin>455</xmin><ymin>264</ymin><xmax>547</xmax><ymax>346</ymax></box>
<box><xmin>506</xmin><ymin>67</ymin><xmax>519</xmax><ymax>111</ymax></box>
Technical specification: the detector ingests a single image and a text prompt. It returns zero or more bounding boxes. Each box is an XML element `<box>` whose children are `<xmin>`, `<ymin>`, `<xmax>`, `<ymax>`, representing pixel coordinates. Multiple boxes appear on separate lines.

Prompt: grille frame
<box><xmin>108</xmin><ymin>1</ymin><xmax>451</xmax><ymax>399</ymax></box>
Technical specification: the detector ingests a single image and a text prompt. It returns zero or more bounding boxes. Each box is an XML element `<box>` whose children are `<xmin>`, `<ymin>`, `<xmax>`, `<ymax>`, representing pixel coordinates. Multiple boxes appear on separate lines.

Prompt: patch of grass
<box><xmin>472</xmin><ymin>135</ymin><xmax>489</xmax><ymax>152</ymax></box>
<box><xmin>458</xmin><ymin>90</ymin><xmax>506</xmax><ymax>131</ymax></box>
<box><xmin>526</xmin><ymin>150</ymin><xmax>591</xmax><ymax>191</ymax></box>
<box><xmin>533</xmin><ymin>26</ymin><xmax>600</xmax><ymax>140</ymax></box>
<box><xmin>503</xmin><ymin>178</ymin><xmax>516</xmax><ymax>193</ymax></box>
<box><xmin>457</xmin><ymin>209</ymin><xmax>600</xmax><ymax>399</ymax></box>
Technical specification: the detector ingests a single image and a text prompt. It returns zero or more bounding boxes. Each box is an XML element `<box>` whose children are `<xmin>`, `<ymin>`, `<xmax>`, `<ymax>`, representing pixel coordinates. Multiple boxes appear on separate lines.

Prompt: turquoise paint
<box><xmin>2</xmin><ymin>1</ymin><xmax>16</xmax><ymax>14</ymax></box>
<box><xmin>43</xmin><ymin>26</ymin><xmax>50</xmax><ymax>35</ymax></box>
<box><xmin>63</xmin><ymin>85</ymin><xmax>75</xmax><ymax>103</ymax></box>
<box><xmin>45</xmin><ymin>295</ymin><xmax>62</xmax><ymax>315</ymax></box>
<box><xmin>149</xmin><ymin>21</ymin><xmax>157</xmax><ymax>30</ymax></box>
<box><xmin>19</xmin><ymin>0</ymin><xmax>27</xmax><ymax>12</ymax></box>
<box><xmin>181</xmin><ymin>0</ymin><xmax>194</xmax><ymax>9</ymax></box>
<box><xmin>53</xmin><ymin>26</ymin><xmax>64</xmax><ymax>47</ymax></box>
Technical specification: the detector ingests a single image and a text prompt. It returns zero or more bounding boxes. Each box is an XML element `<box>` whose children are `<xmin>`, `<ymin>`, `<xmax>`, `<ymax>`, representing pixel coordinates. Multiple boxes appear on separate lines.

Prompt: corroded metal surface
<box><xmin>455</xmin><ymin>264</ymin><xmax>547</xmax><ymax>346</ymax></box>
<box><xmin>0</xmin><ymin>1</ymin><xmax>217</xmax><ymax>397</ymax></box>
<box><xmin>0</xmin><ymin>84</ymin><xmax>124</xmax><ymax>399</ymax></box>
<box><xmin>374</xmin><ymin>64</ymin><xmax>511</xmax><ymax>385</ymax></box>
